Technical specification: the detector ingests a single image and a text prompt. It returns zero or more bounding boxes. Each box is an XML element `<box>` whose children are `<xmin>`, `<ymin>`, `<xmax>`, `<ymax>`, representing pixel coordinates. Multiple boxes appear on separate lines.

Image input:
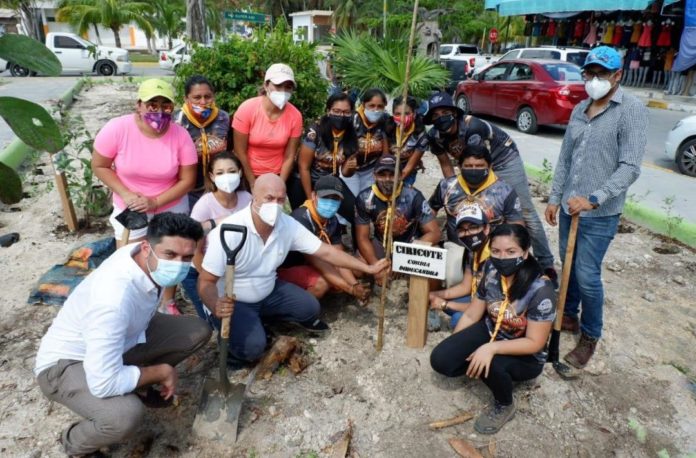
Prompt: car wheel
<box><xmin>97</xmin><ymin>61</ymin><xmax>116</xmax><ymax>76</ymax></box>
<box><xmin>516</xmin><ymin>107</ymin><xmax>538</xmax><ymax>134</ymax></box>
<box><xmin>456</xmin><ymin>94</ymin><xmax>470</xmax><ymax>114</ymax></box>
<box><xmin>9</xmin><ymin>63</ymin><xmax>30</xmax><ymax>77</ymax></box>
<box><xmin>676</xmin><ymin>138</ymin><xmax>696</xmax><ymax>177</ymax></box>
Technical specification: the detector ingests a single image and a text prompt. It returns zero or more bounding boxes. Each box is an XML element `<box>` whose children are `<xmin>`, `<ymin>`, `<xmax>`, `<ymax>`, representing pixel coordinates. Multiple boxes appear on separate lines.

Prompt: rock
<box><xmin>672</xmin><ymin>276</ymin><xmax>686</xmax><ymax>286</ymax></box>
<box><xmin>641</xmin><ymin>292</ymin><xmax>656</xmax><ymax>302</ymax></box>
<box><xmin>606</xmin><ymin>263</ymin><xmax>622</xmax><ymax>272</ymax></box>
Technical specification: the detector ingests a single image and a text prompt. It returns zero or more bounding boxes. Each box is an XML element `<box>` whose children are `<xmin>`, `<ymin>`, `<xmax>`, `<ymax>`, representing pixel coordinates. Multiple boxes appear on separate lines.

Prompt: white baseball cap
<box><xmin>265</xmin><ymin>63</ymin><xmax>296</xmax><ymax>86</ymax></box>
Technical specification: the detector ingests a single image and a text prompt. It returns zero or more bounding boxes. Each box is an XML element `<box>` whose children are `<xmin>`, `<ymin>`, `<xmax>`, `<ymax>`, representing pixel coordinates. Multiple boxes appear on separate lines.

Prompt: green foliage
<box><xmin>55</xmin><ymin>113</ymin><xmax>112</xmax><ymax>226</ymax></box>
<box><xmin>0</xmin><ymin>162</ymin><xmax>22</xmax><ymax>204</ymax></box>
<box><xmin>0</xmin><ymin>34</ymin><xmax>61</xmax><ymax>76</ymax></box>
<box><xmin>540</xmin><ymin>158</ymin><xmax>553</xmax><ymax>185</ymax></box>
<box><xmin>661</xmin><ymin>195</ymin><xmax>684</xmax><ymax>240</ymax></box>
<box><xmin>628</xmin><ymin>418</ymin><xmax>647</xmax><ymax>444</ymax></box>
<box><xmin>175</xmin><ymin>23</ymin><xmax>328</xmax><ymax>124</ymax></box>
<box><xmin>0</xmin><ymin>97</ymin><xmax>65</xmax><ymax>153</ymax></box>
<box><xmin>330</xmin><ymin>30</ymin><xmax>449</xmax><ymax>99</ymax></box>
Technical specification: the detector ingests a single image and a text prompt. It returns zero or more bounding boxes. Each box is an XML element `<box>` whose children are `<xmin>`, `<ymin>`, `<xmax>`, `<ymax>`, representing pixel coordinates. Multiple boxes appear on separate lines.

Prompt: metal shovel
<box><xmin>192</xmin><ymin>223</ymin><xmax>248</xmax><ymax>441</ymax></box>
<box><xmin>114</xmin><ymin>208</ymin><xmax>148</xmax><ymax>245</ymax></box>
<box><xmin>548</xmin><ymin>213</ymin><xmax>580</xmax><ymax>380</ymax></box>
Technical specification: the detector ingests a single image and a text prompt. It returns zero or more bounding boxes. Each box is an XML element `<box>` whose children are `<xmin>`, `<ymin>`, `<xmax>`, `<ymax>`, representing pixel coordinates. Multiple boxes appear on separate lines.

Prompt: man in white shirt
<box><xmin>198</xmin><ymin>174</ymin><xmax>389</xmax><ymax>366</ymax></box>
<box><xmin>34</xmin><ymin>213</ymin><xmax>212</xmax><ymax>457</ymax></box>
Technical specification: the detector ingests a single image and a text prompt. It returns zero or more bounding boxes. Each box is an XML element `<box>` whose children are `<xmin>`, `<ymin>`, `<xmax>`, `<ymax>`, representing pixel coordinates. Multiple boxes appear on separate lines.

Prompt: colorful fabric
<box><xmin>302</xmin><ymin>122</ymin><xmax>356</xmax><ymax>182</ymax></box>
<box><xmin>354</xmin><ymin>107</ymin><xmax>389</xmax><ymax>171</ymax></box>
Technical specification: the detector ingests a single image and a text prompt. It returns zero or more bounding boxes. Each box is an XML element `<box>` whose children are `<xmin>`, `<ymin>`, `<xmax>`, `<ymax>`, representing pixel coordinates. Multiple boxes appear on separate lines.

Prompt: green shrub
<box><xmin>175</xmin><ymin>23</ymin><xmax>328</xmax><ymax>124</ymax></box>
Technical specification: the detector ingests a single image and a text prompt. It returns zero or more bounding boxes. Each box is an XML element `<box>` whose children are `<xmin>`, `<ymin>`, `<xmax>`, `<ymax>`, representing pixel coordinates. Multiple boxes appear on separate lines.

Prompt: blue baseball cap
<box><xmin>582</xmin><ymin>46</ymin><xmax>622</xmax><ymax>71</ymax></box>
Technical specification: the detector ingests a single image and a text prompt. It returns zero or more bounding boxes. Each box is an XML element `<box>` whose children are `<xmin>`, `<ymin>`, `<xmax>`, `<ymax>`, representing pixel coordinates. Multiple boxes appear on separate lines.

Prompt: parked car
<box><xmin>159</xmin><ymin>43</ymin><xmax>189</xmax><ymax>72</ymax></box>
<box><xmin>6</xmin><ymin>32</ymin><xmax>130</xmax><ymax>76</ymax></box>
<box><xmin>498</xmin><ymin>46</ymin><xmax>590</xmax><ymax>67</ymax></box>
<box><xmin>440</xmin><ymin>59</ymin><xmax>469</xmax><ymax>93</ymax></box>
<box><xmin>454</xmin><ymin>59</ymin><xmax>588</xmax><ymax>134</ymax></box>
<box><xmin>665</xmin><ymin>115</ymin><xmax>696</xmax><ymax>177</ymax></box>
<box><xmin>439</xmin><ymin>43</ymin><xmax>497</xmax><ymax>72</ymax></box>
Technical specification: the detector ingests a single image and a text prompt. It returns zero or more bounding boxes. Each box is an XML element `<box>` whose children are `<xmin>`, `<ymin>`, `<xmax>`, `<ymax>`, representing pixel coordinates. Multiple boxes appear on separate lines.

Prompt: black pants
<box><xmin>430</xmin><ymin>321</ymin><xmax>543</xmax><ymax>405</ymax></box>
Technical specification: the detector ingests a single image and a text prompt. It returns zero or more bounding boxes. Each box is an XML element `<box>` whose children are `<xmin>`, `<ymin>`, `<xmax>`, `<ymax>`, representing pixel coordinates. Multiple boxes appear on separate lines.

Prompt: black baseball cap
<box><xmin>423</xmin><ymin>91</ymin><xmax>464</xmax><ymax>124</ymax></box>
<box><xmin>315</xmin><ymin>175</ymin><xmax>344</xmax><ymax>198</ymax></box>
<box><xmin>374</xmin><ymin>154</ymin><xmax>398</xmax><ymax>174</ymax></box>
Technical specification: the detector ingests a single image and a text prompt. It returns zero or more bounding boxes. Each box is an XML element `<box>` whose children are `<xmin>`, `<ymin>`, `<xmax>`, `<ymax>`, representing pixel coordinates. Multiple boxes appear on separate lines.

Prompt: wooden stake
<box><xmin>375</xmin><ymin>0</ymin><xmax>420</xmax><ymax>352</ymax></box>
<box><xmin>51</xmin><ymin>154</ymin><xmax>78</xmax><ymax>232</ymax></box>
<box><xmin>406</xmin><ymin>241</ymin><xmax>432</xmax><ymax>348</ymax></box>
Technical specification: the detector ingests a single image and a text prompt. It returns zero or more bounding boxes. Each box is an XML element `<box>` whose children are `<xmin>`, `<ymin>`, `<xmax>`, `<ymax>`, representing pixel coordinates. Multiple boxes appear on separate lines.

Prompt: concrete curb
<box><xmin>524</xmin><ymin>164</ymin><xmax>696</xmax><ymax>248</ymax></box>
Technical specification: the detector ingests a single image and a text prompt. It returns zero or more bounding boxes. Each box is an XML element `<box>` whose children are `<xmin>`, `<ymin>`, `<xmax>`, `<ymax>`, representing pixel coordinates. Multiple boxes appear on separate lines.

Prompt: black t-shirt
<box><xmin>387</xmin><ymin>123</ymin><xmax>429</xmax><ymax>178</ymax></box>
<box><xmin>427</xmin><ymin>115</ymin><xmax>519</xmax><ymax>169</ymax></box>
<box><xmin>354</xmin><ymin>113</ymin><xmax>388</xmax><ymax>171</ymax></box>
<box><xmin>355</xmin><ymin>185</ymin><xmax>434</xmax><ymax>243</ymax></box>
<box><xmin>282</xmin><ymin>204</ymin><xmax>342</xmax><ymax>267</ymax></box>
<box><xmin>302</xmin><ymin>122</ymin><xmax>357</xmax><ymax>183</ymax></box>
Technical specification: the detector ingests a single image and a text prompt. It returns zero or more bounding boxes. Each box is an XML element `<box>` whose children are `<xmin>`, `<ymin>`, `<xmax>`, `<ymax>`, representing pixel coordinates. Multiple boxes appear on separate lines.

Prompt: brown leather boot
<box><xmin>564</xmin><ymin>333</ymin><xmax>598</xmax><ymax>369</ymax></box>
<box><xmin>561</xmin><ymin>316</ymin><xmax>580</xmax><ymax>334</ymax></box>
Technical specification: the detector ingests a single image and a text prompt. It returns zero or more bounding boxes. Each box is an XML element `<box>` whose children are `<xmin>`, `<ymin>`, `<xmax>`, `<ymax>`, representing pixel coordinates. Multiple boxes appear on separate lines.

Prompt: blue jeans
<box><xmin>559</xmin><ymin>210</ymin><xmax>619</xmax><ymax>339</ymax></box>
<box><xmin>494</xmin><ymin>155</ymin><xmax>554</xmax><ymax>270</ymax></box>
<box><xmin>444</xmin><ymin>295</ymin><xmax>471</xmax><ymax>329</ymax></box>
<box><xmin>207</xmin><ymin>280</ymin><xmax>320</xmax><ymax>362</ymax></box>
<box><xmin>181</xmin><ymin>267</ymin><xmax>208</xmax><ymax>321</ymax></box>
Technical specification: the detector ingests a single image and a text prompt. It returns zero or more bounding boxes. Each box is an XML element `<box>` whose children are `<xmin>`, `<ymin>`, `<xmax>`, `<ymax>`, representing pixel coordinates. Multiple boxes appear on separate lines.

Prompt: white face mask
<box><xmin>585</xmin><ymin>76</ymin><xmax>613</xmax><ymax>100</ymax></box>
<box><xmin>269</xmin><ymin>91</ymin><xmax>291</xmax><ymax>109</ymax></box>
<box><xmin>364</xmin><ymin>109</ymin><xmax>384</xmax><ymax>123</ymax></box>
<box><xmin>213</xmin><ymin>173</ymin><xmax>241</xmax><ymax>193</ymax></box>
<box><xmin>255</xmin><ymin>202</ymin><xmax>281</xmax><ymax>226</ymax></box>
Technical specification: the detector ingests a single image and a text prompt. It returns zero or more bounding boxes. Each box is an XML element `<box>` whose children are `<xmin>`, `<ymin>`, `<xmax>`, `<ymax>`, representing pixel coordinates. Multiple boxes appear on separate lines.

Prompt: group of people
<box><xmin>35</xmin><ymin>45</ymin><xmax>648</xmax><ymax>456</ymax></box>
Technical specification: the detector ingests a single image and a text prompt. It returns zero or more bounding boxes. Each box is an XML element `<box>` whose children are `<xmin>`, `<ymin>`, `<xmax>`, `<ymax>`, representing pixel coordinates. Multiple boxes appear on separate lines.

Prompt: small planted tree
<box><xmin>175</xmin><ymin>22</ymin><xmax>328</xmax><ymax>123</ymax></box>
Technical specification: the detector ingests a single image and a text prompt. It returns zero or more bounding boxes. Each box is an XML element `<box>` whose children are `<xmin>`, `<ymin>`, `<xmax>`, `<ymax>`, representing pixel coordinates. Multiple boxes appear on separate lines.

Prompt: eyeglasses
<box><xmin>144</xmin><ymin>100</ymin><xmax>175</xmax><ymax>113</ymax></box>
<box><xmin>458</xmin><ymin>225</ymin><xmax>483</xmax><ymax>236</ymax></box>
<box><xmin>581</xmin><ymin>69</ymin><xmax>614</xmax><ymax>81</ymax></box>
<box><xmin>329</xmin><ymin>109</ymin><xmax>352</xmax><ymax>116</ymax></box>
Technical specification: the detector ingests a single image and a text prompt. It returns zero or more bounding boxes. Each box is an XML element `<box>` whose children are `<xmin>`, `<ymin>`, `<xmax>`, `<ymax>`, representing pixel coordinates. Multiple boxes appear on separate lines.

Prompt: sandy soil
<box><xmin>0</xmin><ymin>83</ymin><xmax>694</xmax><ymax>458</ymax></box>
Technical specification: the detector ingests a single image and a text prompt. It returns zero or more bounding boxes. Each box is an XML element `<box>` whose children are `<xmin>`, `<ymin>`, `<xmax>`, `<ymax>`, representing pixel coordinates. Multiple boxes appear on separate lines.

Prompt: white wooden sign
<box><xmin>392</xmin><ymin>242</ymin><xmax>447</xmax><ymax>280</ymax></box>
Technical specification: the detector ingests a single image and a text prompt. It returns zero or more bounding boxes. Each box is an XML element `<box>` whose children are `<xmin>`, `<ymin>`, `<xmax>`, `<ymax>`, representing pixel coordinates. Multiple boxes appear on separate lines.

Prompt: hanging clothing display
<box><xmin>638</xmin><ymin>21</ymin><xmax>653</xmax><ymax>47</ymax></box>
<box><xmin>584</xmin><ymin>21</ymin><xmax>598</xmax><ymax>46</ymax></box>
<box><xmin>574</xmin><ymin>19</ymin><xmax>586</xmax><ymax>39</ymax></box>
<box><xmin>631</xmin><ymin>22</ymin><xmax>642</xmax><ymax>43</ymax></box>
<box><xmin>657</xmin><ymin>23</ymin><xmax>673</xmax><ymax>47</ymax></box>
<box><xmin>612</xmin><ymin>22</ymin><xmax>624</xmax><ymax>46</ymax></box>
<box><xmin>665</xmin><ymin>48</ymin><xmax>676</xmax><ymax>71</ymax></box>
<box><xmin>547</xmin><ymin>19</ymin><xmax>556</xmax><ymax>37</ymax></box>
<box><xmin>621</xmin><ymin>22</ymin><xmax>633</xmax><ymax>47</ymax></box>
<box><xmin>603</xmin><ymin>22</ymin><xmax>615</xmax><ymax>44</ymax></box>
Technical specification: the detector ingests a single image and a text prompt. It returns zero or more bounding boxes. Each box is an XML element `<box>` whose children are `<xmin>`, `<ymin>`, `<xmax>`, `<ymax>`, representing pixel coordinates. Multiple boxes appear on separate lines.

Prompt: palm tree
<box><xmin>331</xmin><ymin>0</ymin><xmax>359</xmax><ymax>31</ymax></box>
<box><xmin>56</xmin><ymin>0</ymin><xmax>154</xmax><ymax>48</ymax></box>
<box><xmin>152</xmin><ymin>0</ymin><xmax>185</xmax><ymax>50</ymax></box>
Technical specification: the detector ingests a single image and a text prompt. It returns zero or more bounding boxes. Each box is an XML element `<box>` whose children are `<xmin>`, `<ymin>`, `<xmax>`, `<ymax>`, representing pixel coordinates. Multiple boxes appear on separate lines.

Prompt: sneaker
<box><xmin>293</xmin><ymin>318</ymin><xmax>330</xmax><ymax>336</ymax></box>
<box><xmin>564</xmin><ymin>333</ymin><xmax>598</xmax><ymax>369</ymax></box>
<box><xmin>544</xmin><ymin>267</ymin><xmax>559</xmax><ymax>290</ymax></box>
<box><xmin>427</xmin><ymin>309</ymin><xmax>442</xmax><ymax>332</ymax></box>
<box><xmin>473</xmin><ymin>401</ymin><xmax>516</xmax><ymax>434</ymax></box>
<box><xmin>561</xmin><ymin>316</ymin><xmax>580</xmax><ymax>334</ymax></box>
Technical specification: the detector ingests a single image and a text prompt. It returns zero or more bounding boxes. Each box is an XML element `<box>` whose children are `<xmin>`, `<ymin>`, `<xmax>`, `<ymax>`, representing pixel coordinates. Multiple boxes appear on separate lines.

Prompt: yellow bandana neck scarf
<box><xmin>356</xmin><ymin>106</ymin><xmax>376</xmax><ymax>163</ymax></box>
<box><xmin>303</xmin><ymin>199</ymin><xmax>331</xmax><ymax>244</ymax></box>
<box><xmin>182</xmin><ymin>102</ymin><xmax>219</xmax><ymax>188</ymax></box>
<box><xmin>371</xmin><ymin>182</ymin><xmax>403</xmax><ymax>246</ymax></box>
<box><xmin>331</xmin><ymin>129</ymin><xmax>345</xmax><ymax>175</ymax></box>
<box><xmin>395</xmin><ymin>121</ymin><xmax>416</xmax><ymax>149</ymax></box>
<box><xmin>489</xmin><ymin>275</ymin><xmax>511</xmax><ymax>342</ymax></box>
<box><xmin>456</xmin><ymin>168</ymin><xmax>498</xmax><ymax>198</ymax></box>
<box><xmin>471</xmin><ymin>241</ymin><xmax>491</xmax><ymax>296</ymax></box>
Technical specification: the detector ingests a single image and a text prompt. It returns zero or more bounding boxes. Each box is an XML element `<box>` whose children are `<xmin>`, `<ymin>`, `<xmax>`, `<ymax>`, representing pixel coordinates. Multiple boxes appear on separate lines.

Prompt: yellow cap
<box><xmin>137</xmin><ymin>78</ymin><xmax>175</xmax><ymax>102</ymax></box>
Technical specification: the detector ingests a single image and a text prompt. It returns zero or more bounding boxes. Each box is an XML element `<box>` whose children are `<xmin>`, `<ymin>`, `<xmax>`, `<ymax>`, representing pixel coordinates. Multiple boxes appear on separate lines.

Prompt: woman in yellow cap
<box><xmin>92</xmin><ymin>78</ymin><xmax>198</xmax><ymax>314</ymax></box>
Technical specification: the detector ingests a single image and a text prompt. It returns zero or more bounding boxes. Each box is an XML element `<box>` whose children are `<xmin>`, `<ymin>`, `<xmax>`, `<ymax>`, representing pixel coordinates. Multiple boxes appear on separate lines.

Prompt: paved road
<box><xmin>478</xmin><ymin>110</ymin><xmax>696</xmax><ymax>226</ymax></box>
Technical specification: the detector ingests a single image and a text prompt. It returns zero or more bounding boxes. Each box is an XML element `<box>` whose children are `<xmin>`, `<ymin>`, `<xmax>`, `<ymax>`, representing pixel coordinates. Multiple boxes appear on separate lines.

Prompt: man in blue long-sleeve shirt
<box><xmin>545</xmin><ymin>46</ymin><xmax>648</xmax><ymax>369</ymax></box>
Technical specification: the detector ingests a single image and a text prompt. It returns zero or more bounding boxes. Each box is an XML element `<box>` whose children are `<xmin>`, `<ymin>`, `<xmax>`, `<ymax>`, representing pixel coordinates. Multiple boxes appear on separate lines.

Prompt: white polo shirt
<box><xmin>34</xmin><ymin>244</ymin><xmax>160</xmax><ymax>398</ymax></box>
<box><xmin>202</xmin><ymin>206</ymin><xmax>322</xmax><ymax>303</ymax></box>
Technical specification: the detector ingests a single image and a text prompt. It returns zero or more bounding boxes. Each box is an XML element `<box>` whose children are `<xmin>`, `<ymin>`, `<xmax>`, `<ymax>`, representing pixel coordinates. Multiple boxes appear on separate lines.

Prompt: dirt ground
<box><xmin>0</xmin><ymin>83</ymin><xmax>694</xmax><ymax>458</ymax></box>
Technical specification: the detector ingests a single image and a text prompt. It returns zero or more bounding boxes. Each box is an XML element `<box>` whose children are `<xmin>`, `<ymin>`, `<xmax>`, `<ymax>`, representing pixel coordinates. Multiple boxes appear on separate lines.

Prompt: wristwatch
<box><xmin>588</xmin><ymin>195</ymin><xmax>600</xmax><ymax>209</ymax></box>
<box><xmin>440</xmin><ymin>300</ymin><xmax>448</xmax><ymax>311</ymax></box>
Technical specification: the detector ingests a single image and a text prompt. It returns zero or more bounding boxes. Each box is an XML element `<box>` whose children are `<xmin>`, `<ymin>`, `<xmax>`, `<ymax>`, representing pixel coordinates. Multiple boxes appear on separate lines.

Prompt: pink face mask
<box><xmin>143</xmin><ymin>112</ymin><xmax>171</xmax><ymax>133</ymax></box>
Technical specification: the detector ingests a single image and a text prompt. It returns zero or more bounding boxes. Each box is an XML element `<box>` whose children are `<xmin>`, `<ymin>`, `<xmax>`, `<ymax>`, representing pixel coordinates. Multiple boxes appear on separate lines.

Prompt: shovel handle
<box><xmin>121</xmin><ymin>228</ymin><xmax>130</xmax><ymax>245</ymax></box>
<box><xmin>553</xmin><ymin>214</ymin><xmax>579</xmax><ymax>331</ymax></box>
<box><xmin>221</xmin><ymin>265</ymin><xmax>235</xmax><ymax>339</ymax></box>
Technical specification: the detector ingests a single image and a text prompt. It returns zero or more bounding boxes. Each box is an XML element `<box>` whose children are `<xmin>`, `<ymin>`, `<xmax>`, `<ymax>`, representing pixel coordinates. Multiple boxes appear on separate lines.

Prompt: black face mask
<box><xmin>462</xmin><ymin>168</ymin><xmax>489</xmax><ymax>186</ymax></box>
<box><xmin>433</xmin><ymin>114</ymin><xmax>456</xmax><ymax>133</ymax></box>
<box><xmin>490</xmin><ymin>256</ymin><xmax>525</xmax><ymax>276</ymax></box>
<box><xmin>329</xmin><ymin>114</ymin><xmax>351</xmax><ymax>131</ymax></box>
<box><xmin>460</xmin><ymin>231</ymin><xmax>487</xmax><ymax>252</ymax></box>
<box><xmin>376</xmin><ymin>178</ymin><xmax>394</xmax><ymax>196</ymax></box>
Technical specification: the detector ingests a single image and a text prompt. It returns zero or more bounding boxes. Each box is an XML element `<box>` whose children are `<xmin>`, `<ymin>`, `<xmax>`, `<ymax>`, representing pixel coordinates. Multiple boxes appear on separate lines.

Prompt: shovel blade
<box><xmin>192</xmin><ymin>377</ymin><xmax>245</xmax><ymax>441</ymax></box>
<box><xmin>553</xmin><ymin>361</ymin><xmax>580</xmax><ymax>380</ymax></box>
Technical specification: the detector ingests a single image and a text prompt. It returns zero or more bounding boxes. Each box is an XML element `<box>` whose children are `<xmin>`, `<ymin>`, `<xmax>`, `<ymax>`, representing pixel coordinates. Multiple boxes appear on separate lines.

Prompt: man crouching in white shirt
<box><xmin>34</xmin><ymin>213</ymin><xmax>212</xmax><ymax>457</ymax></box>
<box><xmin>199</xmin><ymin>174</ymin><xmax>389</xmax><ymax>368</ymax></box>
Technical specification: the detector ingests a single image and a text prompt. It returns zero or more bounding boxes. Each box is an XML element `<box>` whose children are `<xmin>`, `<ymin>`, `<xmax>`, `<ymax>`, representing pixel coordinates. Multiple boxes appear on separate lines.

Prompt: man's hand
<box><xmin>567</xmin><ymin>196</ymin><xmax>594</xmax><ymax>215</ymax></box>
<box><xmin>544</xmin><ymin>203</ymin><xmax>559</xmax><ymax>226</ymax></box>
<box><xmin>213</xmin><ymin>295</ymin><xmax>235</xmax><ymax>319</ymax></box>
<box><xmin>367</xmin><ymin>258</ymin><xmax>390</xmax><ymax>277</ymax></box>
<box><xmin>351</xmin><ymin>282</ymin><xmax>371</xmax><ymax>301</ymax></box>
<box><xmin>465</xmin><ymin>342</ymin><xmax>496</xmax><ymax>379</ymax></box>
<box><xmin>159</xmin><ymin>364</ymin><xmax>178</xmax><ymax>400</ymax></box>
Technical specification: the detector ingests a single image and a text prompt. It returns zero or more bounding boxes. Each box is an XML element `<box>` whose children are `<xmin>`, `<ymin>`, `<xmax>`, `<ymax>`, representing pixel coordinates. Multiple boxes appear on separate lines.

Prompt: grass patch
<box><xmin>128</xmin><ymin>53</ymin><xmax>158</xmax><ymax>63</ymax></box>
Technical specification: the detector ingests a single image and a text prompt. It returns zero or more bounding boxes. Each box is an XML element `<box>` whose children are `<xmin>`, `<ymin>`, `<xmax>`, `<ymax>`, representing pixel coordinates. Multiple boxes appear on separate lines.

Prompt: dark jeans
<box><xmin>207</xmin><ymin>279</ymin><xmax>319</xmax><ymax>362</ymax></box>
<box><xmin>181</xmin><ymin>266</ymin><xmax>208</xmax><ymax>321</ymax></box>
<box><xmin>430</xmin><ymin>321</ymin><xmax>543</xmax><ymax>405</ymax></box>
<box><xmin>559</xmin><ymin>210</ymin><xmax>619</xmax><ymax>339</ymax></box>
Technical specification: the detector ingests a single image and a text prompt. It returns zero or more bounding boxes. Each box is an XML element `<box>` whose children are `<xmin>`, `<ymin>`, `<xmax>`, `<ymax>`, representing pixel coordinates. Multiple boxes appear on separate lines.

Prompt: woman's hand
<box><xmin>342</xmin><ymin>155</ymin><xmax>358</xmax><ymax>176</ymax></box>
<box><xmin>465</xmin><ymin>342</ymin><xmax>496</xmax><ymax>379</ymax></box>
<box><xmin>128</xmin><ymin>195</ymin><xmax>157</xmax><ymax>213</ymax></box>
<box><xmin>429</xmin><ymin>294</ymin><xmax>447</xmax><ymax>311</ymax></box>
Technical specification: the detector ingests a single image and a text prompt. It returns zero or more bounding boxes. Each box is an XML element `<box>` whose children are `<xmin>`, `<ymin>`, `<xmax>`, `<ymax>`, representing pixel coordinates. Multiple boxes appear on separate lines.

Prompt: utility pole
<box><xmin>186</xmin><ymin>0</ymin><xmax>207</xmax><ymax>44</ymax></box>
<box><xmin>383</xmin><ymin>0</ymin><xmax>387</xmax><ymax>38</ymax></box>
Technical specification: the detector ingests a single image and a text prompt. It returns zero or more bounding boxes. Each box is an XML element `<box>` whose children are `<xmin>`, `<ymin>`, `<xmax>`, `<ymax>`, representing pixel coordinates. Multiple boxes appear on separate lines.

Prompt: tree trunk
<box><xmin>18</xmin><ymin>2</ymin><xmax>41</xmax><ymax>41</ymax></box>
<box><xmin>111</xmin><ymin>26</ymin><xmax>122</xmax><ymax>48</ymax></box>
<box><xmin>92</xmin><ymin>24</ymin><xmax>102</xmax><ymax>45</ymax></box>
<box><xmin>168</xmin><ymin>36</ymin><xmax>173</xmax><ymax>50</ymax></box>
<box><xmin>186</xmin><ymin>0</ymin><xmax>206</xmax><ymax>44</ymax></box>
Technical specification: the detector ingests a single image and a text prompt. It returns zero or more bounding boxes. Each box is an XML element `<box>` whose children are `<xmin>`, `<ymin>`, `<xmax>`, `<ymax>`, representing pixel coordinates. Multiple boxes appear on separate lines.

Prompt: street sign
<box><xmin>392</xmin><ymin>242</ymin><xmax>447</xmax><ymax>280</ymax></box>
<box><xmin>224</xmin><ymin>11</ymin><xmax>271</xmax><ymax>24</ymax></box>
<box><xmin>489</xmin><ymin>28</ymin><xmax>499</xmax><ymax>43</ymax></box>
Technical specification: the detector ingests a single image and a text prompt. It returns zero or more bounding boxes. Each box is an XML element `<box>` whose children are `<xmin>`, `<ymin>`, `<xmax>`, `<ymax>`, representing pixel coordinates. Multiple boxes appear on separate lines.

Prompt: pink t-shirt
<box><xmin>189</xmin><ymin>190</ymin><xmax>252</xmax><ymax>222</ymax></box>
<box><xmin>231</xmin><ymin>96</ymin><xmax>303</xmax><ymax>176</ymax></box>
<box><xmin>94</xmin><ymin>114</ymin><xmax>198</xmax><ymax>211</ymax></box>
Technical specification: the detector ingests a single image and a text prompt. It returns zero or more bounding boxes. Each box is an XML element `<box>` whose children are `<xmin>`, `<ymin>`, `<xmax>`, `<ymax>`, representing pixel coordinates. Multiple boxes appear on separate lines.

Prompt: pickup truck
<box><xmin>439</xmin><ymin>43</ymin><xmax>497</xmax><ymax>73</ymax></box>
<box><xmin>2</xmin><ymin>32</ymin><xmax>131</xmax><ymax>77</ymax></box>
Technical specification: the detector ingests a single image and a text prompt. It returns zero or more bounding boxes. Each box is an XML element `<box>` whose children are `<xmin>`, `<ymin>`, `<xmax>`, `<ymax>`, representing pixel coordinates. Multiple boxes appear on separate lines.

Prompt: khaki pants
<box><xmin>36</xmin><ymin>313</ymin><xmax>211</xmax><ymax>456</ymax></box>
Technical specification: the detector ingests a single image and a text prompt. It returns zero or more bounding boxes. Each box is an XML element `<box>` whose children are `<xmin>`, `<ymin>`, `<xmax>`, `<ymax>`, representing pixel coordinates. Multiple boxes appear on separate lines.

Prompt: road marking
<box><xmin>647</xmin><ymin>99</ymin><xmax>669</xmax><ymax>110</ymax></box>
<box><xmin>642</xmin><ymin>161</ymin><xmax>677</xmax><ymax>174</ymax></box>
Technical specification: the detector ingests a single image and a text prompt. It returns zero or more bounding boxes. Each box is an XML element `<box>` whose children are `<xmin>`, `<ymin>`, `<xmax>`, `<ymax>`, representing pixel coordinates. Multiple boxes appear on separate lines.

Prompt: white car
<box><xmin>665</xmin><ymin>115</ymin><xmax>696</xmax><ymax>176</ymax></box>
<box><xmin>159</xmin><ymin>43</ymin><xmax>189</xmax><ymax>72</ymax></box>
<box><xmin>498</xmin><ymin>47</ymin><xmax>589</xmax><ymax>68</ymax></box>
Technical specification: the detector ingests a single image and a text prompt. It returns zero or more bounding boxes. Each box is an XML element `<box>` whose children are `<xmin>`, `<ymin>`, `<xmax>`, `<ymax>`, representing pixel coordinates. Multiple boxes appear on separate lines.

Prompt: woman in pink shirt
<box><xmin>92</xmin><ymin>79</ymin><xmax>197</xmax><ymax>246</ymax></box>
<box><xmin>232</xmin><ymin>63</ymin><xmax>303</xmax><ymax>189</ymax></box>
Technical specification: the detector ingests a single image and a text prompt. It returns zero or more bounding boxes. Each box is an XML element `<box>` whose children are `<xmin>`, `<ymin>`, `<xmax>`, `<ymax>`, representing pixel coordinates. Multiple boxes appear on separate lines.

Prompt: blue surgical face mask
<box><xmin>147</xmin><ymin>249</ymin><xmax>190</xmax><ymax>287</ymax></box>
<box><xmin>364</xmin><ymin>109</ymin><xmax>383</xmax><ymax>124</ymax></box>
<box><xmin>316</xmin><ymin>197</ymin><xmax>341</xmax><ymax>219</ymax></box>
